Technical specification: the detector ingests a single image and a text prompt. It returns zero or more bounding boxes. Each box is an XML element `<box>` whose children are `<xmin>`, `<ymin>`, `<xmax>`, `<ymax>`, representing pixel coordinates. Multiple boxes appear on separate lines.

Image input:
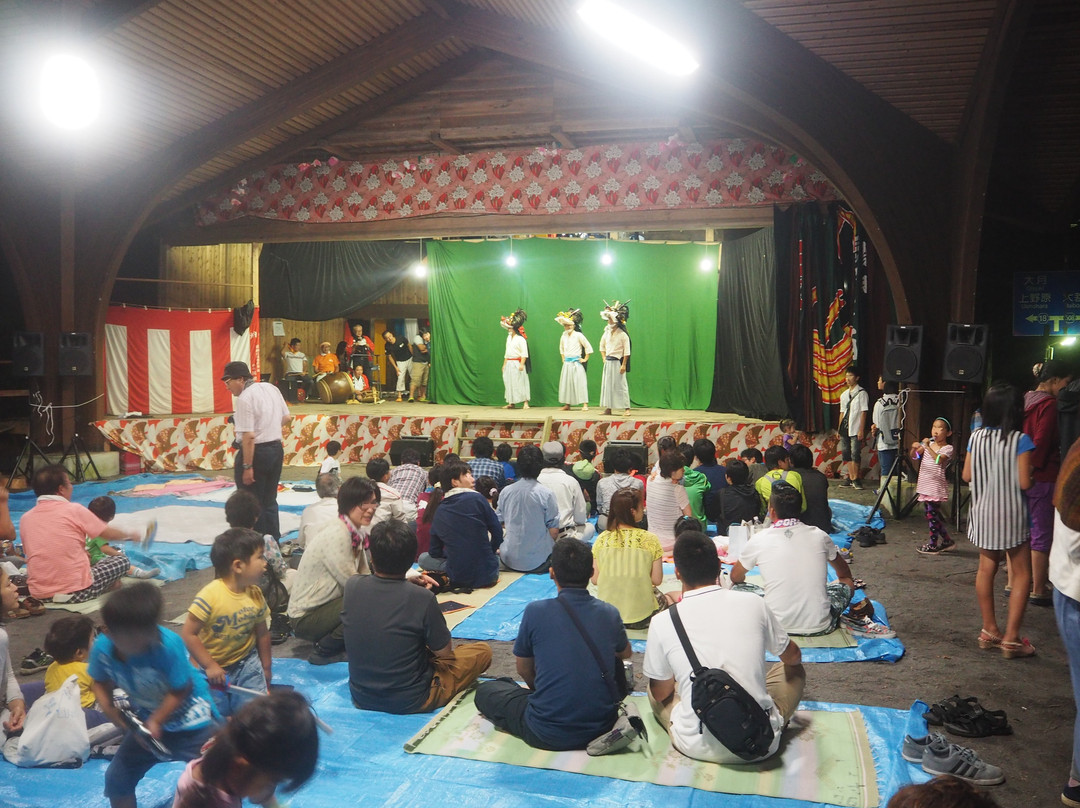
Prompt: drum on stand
<box><xmin>315</xmin><ymin>371</ymin><xmax>354</xmax><ymax>404</ymax></box>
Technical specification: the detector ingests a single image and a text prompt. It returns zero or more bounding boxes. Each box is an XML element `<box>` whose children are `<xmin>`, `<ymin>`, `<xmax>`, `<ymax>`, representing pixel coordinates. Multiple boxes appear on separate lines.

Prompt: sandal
<box><xmin>5</xmin><ymin>605</ymin><xmax>30</xmax><ymax>619</ymax></box>
<box><xmin>977</xmin><ymin>629</ymin><xmax>1003</xmax><ymax>650</ymax></box>
<box><xmin>852</xmin><ymin>579</ymin><xmax>867</xmax><ymax>590</ymax></box>
<box><xmin>944</xmin><ymin>706</ymin><xmax>1013</xmax><ymax>738</ymax></box>
<box><xmin>925</xmin><ymin>695</ymin><xmax>980</xmax><ymax>726</ymax></box>
<box><xmin>1001</xmin><ymin>638</ymin><xmax>1036</xmax><ymax>659</ymax></box>
<box><xmin>21</xmin><ymin>597</ymin><xmax>46</xmax><ymax>616</ymax></box>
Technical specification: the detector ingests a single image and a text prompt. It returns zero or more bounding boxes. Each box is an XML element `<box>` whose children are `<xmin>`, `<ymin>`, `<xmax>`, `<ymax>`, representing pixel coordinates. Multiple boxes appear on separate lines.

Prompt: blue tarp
<box><xmin>0</xmin><ymin>658</ymin><xmax>925</xmax><ymax>808</ymax></box>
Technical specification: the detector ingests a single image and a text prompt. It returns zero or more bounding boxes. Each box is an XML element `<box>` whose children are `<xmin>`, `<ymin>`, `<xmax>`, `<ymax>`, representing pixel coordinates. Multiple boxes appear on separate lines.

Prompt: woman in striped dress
<box><xmin>962</xmin><ymin>383</ymin><xmax>1037</xmax><ymax>658</ymax></box>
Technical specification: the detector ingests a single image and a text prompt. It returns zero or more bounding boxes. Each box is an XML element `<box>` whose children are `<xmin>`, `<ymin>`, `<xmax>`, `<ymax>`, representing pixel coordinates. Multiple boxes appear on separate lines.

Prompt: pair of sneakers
<box><xmin>840</xmin><ymin>613</ymin><xmax>898</xmax><ymax>640</ymax></box>
<box><xmin>586</xmin><ymin>702</ymin><xmax>647</xmax><ymax>756</ymax></box>
<box><xmin>902</xmin><ymin>732</ymin><xmax>1004</xmax><ymax>786</ymax></box>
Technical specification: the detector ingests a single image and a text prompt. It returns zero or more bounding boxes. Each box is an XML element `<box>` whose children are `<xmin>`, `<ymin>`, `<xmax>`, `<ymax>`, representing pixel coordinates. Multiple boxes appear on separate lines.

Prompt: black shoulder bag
<box><xmin>668</xmin><ymin>604</ymin><xmax>774</xmax><ymax>761</ymax></box>
<box><xmin>557</xmin><ymin>596</ymin><xmax>629</xmax><ymax>703</ymax></box>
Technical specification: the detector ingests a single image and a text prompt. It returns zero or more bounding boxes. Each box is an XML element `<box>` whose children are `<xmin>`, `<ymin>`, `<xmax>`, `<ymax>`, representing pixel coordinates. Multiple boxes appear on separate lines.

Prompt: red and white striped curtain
<box><xmin>104</xmin><ymin>306</ymin><xmax>260</xmax><ymax>415</ymax></box>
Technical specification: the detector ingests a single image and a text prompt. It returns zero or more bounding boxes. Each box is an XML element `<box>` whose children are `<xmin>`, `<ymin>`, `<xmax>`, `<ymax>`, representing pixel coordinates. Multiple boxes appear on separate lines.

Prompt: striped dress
<box><xmin>967</xmin><ymin>428</ymin><xmax>1034</xmax><ymax>551</ymax></box>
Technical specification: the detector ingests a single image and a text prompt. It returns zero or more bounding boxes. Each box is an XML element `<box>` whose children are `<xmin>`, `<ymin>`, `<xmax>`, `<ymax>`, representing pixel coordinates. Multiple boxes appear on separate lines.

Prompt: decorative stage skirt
<box><xmin>600</xmin><ymin>358</ymin><xmax>630</xmax><ymax>409</ymax></box>
<box><xmin>502</xmin><ymin>362</ymin><xmax>531</xmax><ymax>404</ymax></box>
<box><xmin>558</xmin><ymin>360</ymin><xmax>588</xmax><ymax>405</ymax></box>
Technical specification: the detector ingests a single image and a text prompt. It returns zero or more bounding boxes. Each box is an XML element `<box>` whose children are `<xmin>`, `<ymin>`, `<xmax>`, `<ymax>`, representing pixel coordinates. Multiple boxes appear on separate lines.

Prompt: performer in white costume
<box><xmin>598</xmin><ymin>300</ymin><xmax>631</xmax><ymax>417</ymax></box>
<box><xmin>555</xmin><ymin>308</ymin><xmax>592</xmax><ymax>412</ymax></box>
<box><xmin>501</xmin><ymin>308</ymin><xmax>530</xmax><ymax>409</ymax></box>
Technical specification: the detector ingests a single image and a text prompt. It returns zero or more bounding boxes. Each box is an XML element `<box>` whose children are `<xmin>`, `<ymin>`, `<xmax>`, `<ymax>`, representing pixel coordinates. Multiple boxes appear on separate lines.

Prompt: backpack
<box><xmin>875</xmin><ymin>395</ymin><xmax>900</xmax><ymax>449</ymax></box>
<box><xmin>668</xmin><ymin>605</ymin><xmax>774</xmax><ymax>761</ymax></box>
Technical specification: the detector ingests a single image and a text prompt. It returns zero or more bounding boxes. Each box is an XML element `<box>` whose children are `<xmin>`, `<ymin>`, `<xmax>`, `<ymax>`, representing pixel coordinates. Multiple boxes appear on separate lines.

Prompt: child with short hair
<box><xmin>181</xmin><ymin>529</ymin><xmax>271</xmax><ymax>717</ymax></box>
<box><xmin>172</xmin><ymin>689</ymin><xmax>318</xmax><ymax>808</ymax></box>
<box><xmin>910</xmin><ymin>418</ymin><xmax>955</xmax><ymax>555</ymax></box>
<box><xmin>320</xmin><ymin>441</ymin><xmax>342</xmax><ymax>477</ymax></box>
<box><xmin>495</xmin><ymin>442</ymin><xmax>516</xmax><ymax>483</ymax></box>
<box><xmin>717</xmin><ymin>459</ymin><xmax>760</xmax><ymax>536</ymax></box>
<box><xmin>224</xmin><ymin>490</ymin><xmax>290</xmax><ymax>586</ymax></box>
<box><xmin>89</xmin><ymin>582</ymin><xmax>218</xmax><ymax>808</ymax></box>
<box><xmin>86</xmin><ymin>496</ymin><xmax>160</xmax><ymax>580</ymax></box>
<box><xmin>739</xmin><ymin>447</ymin><xmax>767</xmax><ymax>484</ymax></box>
<box><xmin>43</xmin><ymin>615</ymin><xmax>110</xmax><ymax>725</ymax></box>
<box><xmin>779</xmin><ymin>419</ymin><xmax>797</xmax><ymax>451</ymax></box>
<box><xmin>572</xmin><ymin>439</ymin><xmax>601</xmax><ymax>516</ymax></box>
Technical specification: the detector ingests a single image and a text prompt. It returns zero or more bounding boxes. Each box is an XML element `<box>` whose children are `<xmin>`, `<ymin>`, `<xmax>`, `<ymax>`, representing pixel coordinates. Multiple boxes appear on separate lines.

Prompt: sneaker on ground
<box><xmin>1062</xmin><ymin>781</ymin><xmax>1080</xmax><ymax>808</ymax></box>
<box><xmin>920</xmin><ymin>735</ymin><xmax>1005</xmax><ymax>786</ymax></box>
<box><xmin>20</xmin><ymin>647</ymin><xmax>54</xmax><ymax>675</ymax></box>
<box><xmin>841</xmin><ymin>614</ymin><xmax>897</xmax><ymax>640</ymax></box>
<box><xmin>901</xmin><ymin>732</ymin><xmax>947</xmax><ymax>763</ymax></box>
<box><xmin>839</xmin><ymin>479</ymin><xmax>853</xmax><ymax>487</ymax></box>
<box><xmin>127</xmin><ymin>566</ymin><xmax>160</xmax><ymax>579</ymax></box>
<box><xmin>586</xmin><ymin>714</ymin><xmax>639</xmax><ymax>756</ymax></box>
<box><xmin>307</xmin><ymin>650</ymin><xmax>344</xmax><ymax>666</ymax></box>
<box><xmin>852</xmin><ymin>480</ymin><xmax>864</xmax><ymax>490</ymax></box>
<box><xmin>857</xmin><ymin>533</ymin><xmax>878</xmax><ymax>548</ymax></box>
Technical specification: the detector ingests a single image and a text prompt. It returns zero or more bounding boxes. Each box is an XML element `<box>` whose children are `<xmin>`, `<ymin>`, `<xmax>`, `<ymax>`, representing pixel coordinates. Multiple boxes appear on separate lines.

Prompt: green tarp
<box><xmin>428</xmin><ymin>238</ymin><xmax>718</xmax><ymax>409</ymax></box>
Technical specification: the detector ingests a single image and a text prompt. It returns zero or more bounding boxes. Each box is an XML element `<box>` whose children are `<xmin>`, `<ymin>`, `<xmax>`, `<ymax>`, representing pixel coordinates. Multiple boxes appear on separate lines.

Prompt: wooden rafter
<box><xmin>550</xmin><ymin>126</ymin><xmax>575</xmax><ymax>149</ymax></box>
<box><xmin>428</xmin><ymin>131</ymin><xmax>460</xmax><ymax>154</ymax></box>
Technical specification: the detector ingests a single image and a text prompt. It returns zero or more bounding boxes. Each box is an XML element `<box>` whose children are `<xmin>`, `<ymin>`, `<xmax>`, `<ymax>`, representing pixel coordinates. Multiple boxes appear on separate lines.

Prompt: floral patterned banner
<box><xmin>95</xmin><ymin>414</ymin><xmax>461</xmax><ymax>472</ymax></box>
<box><xmin>197</xmin><ymin>139</ymin><xmax>839</xmax><ymax>226</ymax></box>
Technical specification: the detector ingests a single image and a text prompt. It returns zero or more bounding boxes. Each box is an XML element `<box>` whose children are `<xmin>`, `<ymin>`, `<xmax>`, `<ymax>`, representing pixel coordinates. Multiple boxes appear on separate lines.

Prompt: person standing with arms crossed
<box><xmin>223</xmin><ymin>361</ymin><xmax>290</xmax><ymax>540</ymax></box>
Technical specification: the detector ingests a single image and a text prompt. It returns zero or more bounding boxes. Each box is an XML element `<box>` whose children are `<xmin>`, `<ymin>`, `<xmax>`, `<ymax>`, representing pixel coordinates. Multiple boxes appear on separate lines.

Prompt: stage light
<box><xmin>412</xmin><ymin>261</ymin><xmax>426</xmax><ymax>278</ymax></box>
<box><xmin>1062</xmin><ymin>336</ymin><xmax>1077</xmax><ymax>347</ymax></box>
<box><xmin>505</xmin><ymin>253</ymin><xmax>518</xmax><ymax>268</ymax></box>
<box><xmin>39</xmin><ymin>53</ymin><xmax>101</xmax><ymax>130</ymax></box>
<box><xmin>601</xmin><ymin>251</ymin><xmax>613</xmax><ymax>266</ymax></box>
<box><xmin>699</xmin><ymin>257</ymin><xmax>714</xmax><ymax>272</ymax></box>
<box><xmin>577</xmin><ymin>0</ymin><xmax>699</xmax><ymax>77</ymax></box>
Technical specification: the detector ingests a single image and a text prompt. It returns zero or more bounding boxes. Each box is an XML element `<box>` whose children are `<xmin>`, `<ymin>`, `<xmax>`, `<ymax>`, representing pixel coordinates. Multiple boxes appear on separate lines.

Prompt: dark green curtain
<box><xmin>708</xmin><ymin>226</ymin><xmax>790</xmax><ymax>419</ymax></box>
<box><xmin>259</xmin><ymin>241</ymin><xmax>414</xmax><ymax>320</ymax></box>
<box><xmin>427</xmin><ymin>238</ymin><xmax>718</xmax><ymax>408</ymax></box>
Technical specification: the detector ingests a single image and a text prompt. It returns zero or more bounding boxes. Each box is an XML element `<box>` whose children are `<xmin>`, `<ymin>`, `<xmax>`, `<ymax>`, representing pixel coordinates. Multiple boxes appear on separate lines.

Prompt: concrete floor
<box><xmin>5</xmin><ymin>469</ymin><xmax>1071</xmax><ymax>808</ymax></box>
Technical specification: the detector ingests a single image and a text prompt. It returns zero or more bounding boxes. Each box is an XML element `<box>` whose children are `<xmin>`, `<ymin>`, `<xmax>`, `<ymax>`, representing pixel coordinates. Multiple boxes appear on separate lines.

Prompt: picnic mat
<box><xmin>436</xmin><ymin>570</ymin><xmax>523</xmax><ymax>630</ymax></box>
<box><xmin>0</xmin><ymin>658</ymin><xmax>926</xmax><ymax>808</ymax></box>
<box><xmin>110</xmin><ymin>505</ymin><xmax>300</xmax><ymax>545</ymax></box>
<box><xmin>405</xmin><ymin>690</ymin><xmax>879</xmax><ymax>808</ymax></box>
<box><xmin>44</xmin><ymin>577</ymin><xmax>165</xmax><ymax>614</ymax></box>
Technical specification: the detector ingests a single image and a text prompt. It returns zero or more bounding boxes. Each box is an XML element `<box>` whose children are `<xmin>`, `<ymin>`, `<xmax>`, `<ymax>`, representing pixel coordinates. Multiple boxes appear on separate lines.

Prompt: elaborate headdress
<box><xmin>555</xmin><ymin>308</ymin><xmax>582</xmax><ymax>330</ymax></box>
<box><xmin>600</xmin><ymin>300</ymin><xmax>630</xmax><ymax>331</ymax></box>
<box><xmin>500</xmin><ymin>308</ymin><xmax>528</xmax><ymax>338</ymax></box>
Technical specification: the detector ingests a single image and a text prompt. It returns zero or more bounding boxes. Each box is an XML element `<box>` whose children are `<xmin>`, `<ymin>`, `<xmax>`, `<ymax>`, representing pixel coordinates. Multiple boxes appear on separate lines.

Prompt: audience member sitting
<box><xmin>646</xmin><ymin>451</ymin><xmax>692</xmax><ymax>553</ymax></box>
<box><xmin>538</xmin><ymin>442</ymin><xmax>595</xmax><ymax>542</ymax></box>
<box><xmin>691</xmin><ymin>438</ymin><xmax>727</xmax><ymax>524</ymax></box>
<box><xmin>224</xmin><ymin>489</ymin><xmax>292</xmax><ymax>590</ymax></box>
<box><xmin>475</xmin><ymin>538</ymin><xmax>630</xmax><ymax>750</ymax></box>
<box><xmin>717</xmin><ymin>459</ymin><xmax>761</xmax><ymax>535</ymax></box>
<box><xmin>475</xmin><ymin>476</ymin><xmax>500</xmax><ymax>510</ymax></box>
<box><xmin>18</xmin><ymin>465</ymin><xmax>146</xmax><ymax>603</ymax></box>
<box><xmin>343</xmin><ymin>520</ymin><xmax>492</xmax><ymax>714</ymax></box>
<box><xmin>595</xmin><ymin>447</ymin><xmax>644</xmax><ymax>531</ymax></box>
<box><xmin>740</xmin><ymin>448</ymin><xmax>768</xmax><ymax>484</ymax></box>
<box><xmin>789</xmin><ymin>444</ymin><xmax>833</xmax><ymax>533</ymax></box>
<box><xmin>648</xmin><ymin>436</ymin><xmax>679</xmax><ymax>482</ymax></box>
<box><xmin>496</xmin><ymin>442</ymin><xmax>517</xmax><ymax>483</ymax></box>
<box><xmin>298</xmin><ymin>472</ymin><xmax>341</xmax><ymax>549</ymax></box>
<box><xmin>288</xmin><ymin>477</ymin><xmax>377</xmax><ymax>665</ymax></box>
<box><xmin>86</xmin><ymin>496</ymin><xmax>159</xmax><ymax>580</ymax></box>
<box><xmin>468</xmin><ymin>436</ymin><xmax>505</xmax><ymax>489</ymax></box>
<box><xmin>644</xmin><ymin>530</ymin><xmax>805</xmax><ymax>764</ymax></box>
<box><xmin>419</xmin><ymin>461</ymin><xmax>503</xmax><ymax>589</ymax></box>
<box><xmin>367</xmin><ymin>457</ymin><xmax>415</xmax><ymax>525</ymax></box>
<box><xmin>729</xmin><ymin>482</ymin><xmax>855</xmax><ymax>635</ymax></box>
<box><xmin>388</xmin><ymin>448</ymin><xmax>427</xmax><ymax>507</ymax></box>
<box><xmin>497</xmin><ymin>445</ymin><xmax>560</xmax><ymax>574</ymax></box>
<box><xmin>754</xmin><ymin>446</ymin><xmax>806</xmax><ymax>516</ymax></box>
<box><xmin>677</xmin><ymin>443</ymin><xmax>710</xmax><ymax>525</ymax></box>
<box><xmin>592</xmin><ymin>488</ymin><xmax>674</xmax><ymax>628</ymax></box>
<box><xmin>886</xmin><ymin>775</ymin><xmax>1001</xmax><ymax>808</ymax></box>
<box><xmin>415</xmin><ymin>466</ymin><xmax>441</xmax><ymax>559</ymax></box>
<box><xmin>42</xmin><ymin>616</ymin><xmax>109</xmax><ymax>727</ymax></box>
<box><xmin>569</xmin><ymin>440</ymin><xmax>601</xmax><ymax>516</ymax></box>
<box><xmin>319</xmin><ymin>440</ymin><xmax>341</xmax><ymax>477</ymax></box>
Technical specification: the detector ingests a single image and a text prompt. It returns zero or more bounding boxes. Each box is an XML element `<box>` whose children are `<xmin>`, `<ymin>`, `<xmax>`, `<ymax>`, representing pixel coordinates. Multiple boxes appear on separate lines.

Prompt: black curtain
<box><xmin>259</xmin><ymin>241</ymin><xmax>414</xmax><ymax>320</ymax></box>
<box><xmin>708</xmin><ymin>226</ymin><xmax>791</xmax><ymax>419</ymax></box>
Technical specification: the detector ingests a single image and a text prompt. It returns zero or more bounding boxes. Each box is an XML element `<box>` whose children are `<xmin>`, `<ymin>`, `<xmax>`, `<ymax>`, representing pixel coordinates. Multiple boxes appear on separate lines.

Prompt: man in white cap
<box><xmin>537</xmin><ymin>441</ymin><xmax>595</xmax><ymax>542</ymax></box>
<box><xmin>222</xmin><ymin>360</ymin><xmax>291</xmax><ymax>538</ymax></box>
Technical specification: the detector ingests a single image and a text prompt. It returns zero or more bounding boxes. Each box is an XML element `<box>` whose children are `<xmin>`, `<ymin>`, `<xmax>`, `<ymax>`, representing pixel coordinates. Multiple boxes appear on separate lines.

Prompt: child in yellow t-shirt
<box><xmin>181</xmin><ymin>529</ymin><xmax>270</xmax><ymax>717</ymax></box>
<box><xmin>42</xmin><ymin>615</ymin><xmax>110</xmax><ymax>728</ymax></box>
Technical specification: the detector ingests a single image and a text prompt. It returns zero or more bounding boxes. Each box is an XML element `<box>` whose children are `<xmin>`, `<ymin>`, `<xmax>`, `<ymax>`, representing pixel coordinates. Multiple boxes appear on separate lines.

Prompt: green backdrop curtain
<box><xmin>427</xmin><ymin>238</ymin><xmax>718</xmax><ymax>409</ymax></box>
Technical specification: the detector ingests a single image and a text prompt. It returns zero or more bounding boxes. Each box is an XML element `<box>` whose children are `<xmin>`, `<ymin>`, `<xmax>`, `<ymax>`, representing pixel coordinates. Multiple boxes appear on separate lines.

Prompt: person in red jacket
<box><xmin>1023</xmin><ymin>359</ymin><xmax>1073</xmax><ymax>605</ymax></box>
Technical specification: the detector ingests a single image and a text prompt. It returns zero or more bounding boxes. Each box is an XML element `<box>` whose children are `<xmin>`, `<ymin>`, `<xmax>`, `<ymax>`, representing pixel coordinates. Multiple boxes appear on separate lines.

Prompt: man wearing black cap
<box><xmin>222</xmin><ymin>360</ymin><xmax>291</xmax><ymax>538</ymax></box>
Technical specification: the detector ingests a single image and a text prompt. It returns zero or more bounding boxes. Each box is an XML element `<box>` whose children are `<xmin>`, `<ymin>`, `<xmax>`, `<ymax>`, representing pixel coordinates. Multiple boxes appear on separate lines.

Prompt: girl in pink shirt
<box><xmin>911</xmin><ymin>418</ymin><xmax>955</xmax><ymax>555</ymax></box>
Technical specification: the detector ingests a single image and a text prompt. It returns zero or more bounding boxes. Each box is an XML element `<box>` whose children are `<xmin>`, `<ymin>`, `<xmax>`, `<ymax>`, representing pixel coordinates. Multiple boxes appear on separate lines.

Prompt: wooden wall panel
<box><xmin>160</xmin><ymin>243</ymin><xmax>261</xmax><ymax>308</ymax></box>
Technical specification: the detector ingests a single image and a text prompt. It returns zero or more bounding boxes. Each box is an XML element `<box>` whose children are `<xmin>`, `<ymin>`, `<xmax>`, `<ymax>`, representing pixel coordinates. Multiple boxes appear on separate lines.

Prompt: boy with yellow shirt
<box><xmin>181</xmin><ymin>529</ymin><xmax>271</xmax><ymax>717</ymax></box>
<box><xmin>43</xmin><ymin>615</ymin><xmax>111</xmax><ymax>726</ymax></box>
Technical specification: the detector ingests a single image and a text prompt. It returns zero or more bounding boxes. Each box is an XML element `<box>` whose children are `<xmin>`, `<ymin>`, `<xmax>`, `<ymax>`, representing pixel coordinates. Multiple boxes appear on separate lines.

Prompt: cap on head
<box><xmin>541</xmin><ymin>441</ymin><xmax>565</xmax><ymax>463</ymax></box>
<box><xmin>221</xmin><ymin>361</ymin><xmax>253</xmax><ymax>380</ymax></box>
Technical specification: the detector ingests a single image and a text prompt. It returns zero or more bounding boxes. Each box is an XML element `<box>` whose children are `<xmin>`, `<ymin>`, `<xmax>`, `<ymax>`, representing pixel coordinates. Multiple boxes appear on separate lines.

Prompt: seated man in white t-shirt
<box><xmin>729</xmin><ymin>481</ymin><xmax>856</xmax><ymax>635</ymax></box>
<box><xmin>643</xmin><ymin>530</ymin><xmax>804</xmax><ymax>764</ymax></box>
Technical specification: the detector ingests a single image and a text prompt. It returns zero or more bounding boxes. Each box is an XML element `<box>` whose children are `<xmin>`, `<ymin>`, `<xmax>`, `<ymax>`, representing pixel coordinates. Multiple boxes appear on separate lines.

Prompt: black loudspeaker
<box><xmin>943</xmin><ymin>323</ymin><xmax>989</xmax><ymax>383</ymax></box>
<box><xmin>883</xmin><ymin>325</ymin><xmax>923</xmax><ymax>383</ymax></box>
<box><xmin>58</xmin><ymin>332</ymin><xmax>93</xmax><ymax>376</ymax></box>
<box><xmin>390</xmin><ymin>437</ymin><xmax>435</xmax><ymax>467</ymax></box>
<box><xmin>603</xmin><ymin>440</ymin><xmax>649</xmax><ymax>472</ymax></box>
<box><xmin>12</xmin><ymin>332</ymin><xmax>44</xmax><ymax>376</ymax></box>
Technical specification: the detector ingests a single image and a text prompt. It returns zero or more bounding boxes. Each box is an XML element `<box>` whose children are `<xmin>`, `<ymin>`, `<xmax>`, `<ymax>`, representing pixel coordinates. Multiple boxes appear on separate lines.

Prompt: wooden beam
<box><xmin>550</xmin><ymin>126</ymin><xmax>575</xmax><ymax>149</ymax></box>
<box><xmin>147</xmin><ymin>51</ymin><xmax>487</xmax><ymax>224</ymax></box>
<box><xmin>428</xmin><ymin>131</ymin><xmax>460</xmax><ymax>154</ymax></box>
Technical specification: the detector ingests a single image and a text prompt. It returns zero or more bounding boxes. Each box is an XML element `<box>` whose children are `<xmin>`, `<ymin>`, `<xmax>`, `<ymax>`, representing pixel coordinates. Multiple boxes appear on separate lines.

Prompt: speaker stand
<box><xmin>866</xmin><ymin>451</ymin><xmax>919</xmax><ymax>524</ymax></box>
<box><xmin>6</xmin><ymin>435</ymin><xmax>52</xmax><ymax>490</ymax></box>
<box><xmin>59</xmin><ymin>430</ymin><xmax>102</xmax><ymax>484</ymax></box>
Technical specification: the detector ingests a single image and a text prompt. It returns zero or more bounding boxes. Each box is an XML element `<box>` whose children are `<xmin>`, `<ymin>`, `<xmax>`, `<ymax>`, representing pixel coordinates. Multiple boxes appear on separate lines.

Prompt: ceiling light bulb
<box><xmin>40</xmin><ymin>53</ymin><xmax>101</xmax><ymax>130</ymax></box>
<box><xmin>577</xmin><ymin>0</ymin><xmax>699</xmax><ymax>77</ymax></box>
<box><xmin>699</xmin><ymin>257</ymin><xmax>713</xmax><ymax>271</ymax></box>
<box><xmin>505</xmin><ymin>254</ymin><xmax>518</xmax><ymax>268</ymax></box>
<box><xmin>412</xmin><ymin>261</ymin><xmax>427</xmax><ymax>278</ymax></box>
<box><xmin>601</xmin><ymin>251</ymin><xmax>613</xmax><ymax>266</ymax></box>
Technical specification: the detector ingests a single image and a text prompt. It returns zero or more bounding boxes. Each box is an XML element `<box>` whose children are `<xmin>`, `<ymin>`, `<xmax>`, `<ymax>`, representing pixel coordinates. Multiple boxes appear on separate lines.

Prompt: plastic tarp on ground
<box><xmin>0</xmin><ymin>658</ymin><xmax>927</xmax><ymax>808</ymax></box>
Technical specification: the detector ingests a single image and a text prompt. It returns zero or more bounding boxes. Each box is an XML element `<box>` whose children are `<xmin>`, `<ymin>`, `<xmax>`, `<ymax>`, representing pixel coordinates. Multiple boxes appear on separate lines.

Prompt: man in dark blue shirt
<box><xmin>475</xmin><ymin>538</ymin><xmax>630</xmax><ymax>750</ymax></box>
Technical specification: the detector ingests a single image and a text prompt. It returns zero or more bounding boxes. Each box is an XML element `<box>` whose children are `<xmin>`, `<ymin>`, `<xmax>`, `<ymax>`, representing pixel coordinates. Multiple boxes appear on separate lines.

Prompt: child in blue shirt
<box><xmin>496</xmin><ymin>442</ymin><xmax>517</xmax><ymax>483</ymax></box>
<box><xmin>89</xmin><ymin>582</ymin><xmax>218</xmax><ymax>808</ymax></box>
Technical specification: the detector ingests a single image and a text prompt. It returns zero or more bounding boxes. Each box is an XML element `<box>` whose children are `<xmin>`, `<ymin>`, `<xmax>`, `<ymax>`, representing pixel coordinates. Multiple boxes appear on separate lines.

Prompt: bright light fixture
<box><xmin>577</xmin><ymin>0</ymin><xmax>699</xmax><ymax>77</ymax></box>
<box><xmin>39</xmin><ymin>53</ymin><xmax>101</xmax><ymax>130</ymax></box>
<box><xmin>505</xmin><ymin>253</ymin><xmax>518</xmax><ymax>268</ymax></box>
<box><xmin>1062</xmin><ymin>336</ymin><xmax>1077</xmax><ymax>347</ymax></box>
<box><xmin>601</xmin><ymin>251</ymin><xmax>613</xmax><ymax>266</ymax></box>
<box><xmin>699</xmin><ymin>256</ymin><xmax>714</xmax><ymax>271</ymax></box>
<box><xmin>412</xmin><ymin>261</ymin><xmax>427</xmax><ymax>278</ymax></box>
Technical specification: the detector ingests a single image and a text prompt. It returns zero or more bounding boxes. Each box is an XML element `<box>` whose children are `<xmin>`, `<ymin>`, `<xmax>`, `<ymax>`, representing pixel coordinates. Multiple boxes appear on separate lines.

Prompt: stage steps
<box><xmin>456</xmin><ymin>415</ymin><xmax>553</xmax><ymax>457</ymax></box>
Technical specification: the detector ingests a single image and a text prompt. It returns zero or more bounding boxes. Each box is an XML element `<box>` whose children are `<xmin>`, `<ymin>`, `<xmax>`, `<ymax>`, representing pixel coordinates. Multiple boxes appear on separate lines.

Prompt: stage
<box><xmin>93</xmin><ymin>400</ymin><xmax>876</xmax><ymax>480</ymax></box>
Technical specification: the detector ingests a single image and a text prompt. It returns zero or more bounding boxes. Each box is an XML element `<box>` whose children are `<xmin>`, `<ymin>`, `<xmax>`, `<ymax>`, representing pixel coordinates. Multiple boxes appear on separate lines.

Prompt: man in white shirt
<box><xmin>537</xmin><ymin>442</ymin><xmax>595</xmax><ymax>542</ymax></box>
<box><xmin>838</xmin><ymin>366</ymin><xmax>869</xmax><ymax>489</ymax></box>
<box><xmin>297</xmin><ymin>472</ymin><xmax>341</xmax><ymax>549</ymax></box>
<box><xmin>644</xmin><ymin>530</ymin><xmax>805</xmax><ymax>764</ymax></box>
<box><xmin>223</xmin><ymin>360</ymin><xmax>290</xmax><ymax>538</ymax></box>
<box><xmin>281</xmin><ymin>338</ymin><xmax>312</xmax><ymax>400</ymax></box>
<box><xmin>729</xmin><ymin>482</ymin><xmax>858</xmax><ymax>636</ymax></box>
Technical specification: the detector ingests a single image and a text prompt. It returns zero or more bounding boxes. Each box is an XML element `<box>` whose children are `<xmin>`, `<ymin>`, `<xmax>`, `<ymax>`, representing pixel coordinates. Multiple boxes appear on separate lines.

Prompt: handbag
<box><xmin>5</xmin><ymin>675</ymin><xmax>90</xmax><ymax>768</ymax></box>
<box><xmin>668</xmin><ymin>604</ymin><xmax>775</xmax><ymax>761</ymax></box>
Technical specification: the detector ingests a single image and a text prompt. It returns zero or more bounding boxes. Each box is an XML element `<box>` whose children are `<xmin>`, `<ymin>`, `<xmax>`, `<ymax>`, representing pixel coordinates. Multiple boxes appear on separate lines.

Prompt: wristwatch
<box><xmin>242</xmin><ymin>463</ymin><xmax>253</xmax><ymax>469</ymax></box>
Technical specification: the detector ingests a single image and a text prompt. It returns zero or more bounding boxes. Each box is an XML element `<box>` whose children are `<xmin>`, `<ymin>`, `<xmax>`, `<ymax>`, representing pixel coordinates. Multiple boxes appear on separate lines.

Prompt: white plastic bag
<box><xmin>6</xmin><ymin>674</ymin><xmax>90</xmax><ymax>767</ymax></box>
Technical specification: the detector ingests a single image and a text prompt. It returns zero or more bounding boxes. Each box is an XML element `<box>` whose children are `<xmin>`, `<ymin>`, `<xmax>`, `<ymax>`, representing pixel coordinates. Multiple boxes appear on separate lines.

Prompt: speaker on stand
<box><xmin>942</xmin><ymin>323</ymin><xmax>988</xmax><ymax>384</ymax></box>
<box><xmin>883</xmin><ymin>325</ymin><xmax>923</xmax><ymax>383</ymax></box>
<box><xmin>58</xmin><ymin>332</ymin><xmax>94</xmax><ymax>376</ymax></box>
<box><xmin>12</xmin><ymin>332</ymin><xmax>44</xmax><ymax>377</ymax></box>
